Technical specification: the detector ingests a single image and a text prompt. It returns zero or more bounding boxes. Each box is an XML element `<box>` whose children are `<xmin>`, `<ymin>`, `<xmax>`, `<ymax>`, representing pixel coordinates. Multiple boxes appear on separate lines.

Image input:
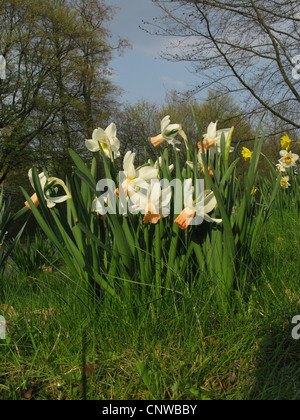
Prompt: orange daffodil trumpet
<box><xmin>85</xmin><ymin>123</ymin><xmax>120</xmax><ymax>160</ymax></box>
<box><xmin>150</xmin><ymin>116</ymin><xmax>182</xmax><ymax>148</ymax></box>
<box><xmin>25</xmin><ymin>169</ymin><xmax>70</xmax><ymax>209</ymax></box>
<box><xmin>175</xmin><ymin>179</ymin><xmax>222</xmax><ymax>231</ymax></box>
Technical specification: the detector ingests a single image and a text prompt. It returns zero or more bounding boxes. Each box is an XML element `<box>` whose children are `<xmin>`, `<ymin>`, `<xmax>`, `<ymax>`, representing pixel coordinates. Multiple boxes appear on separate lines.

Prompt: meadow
<box><xmin>0</xmin><ymin>116</ymin><xmax>299</xmax><ymax>400</ymax></box>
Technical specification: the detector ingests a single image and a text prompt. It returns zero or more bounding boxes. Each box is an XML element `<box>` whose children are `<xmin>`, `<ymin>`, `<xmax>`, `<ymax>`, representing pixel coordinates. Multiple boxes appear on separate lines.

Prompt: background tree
<box><xmin>147</xmin><ymin>0</ymin><xmax>300</xmax><ymax>137</ymax></box>
<box><xmin>114</xmin><ymin>99</ymin><xmax>160</xmax><ymax>168</ymax></box>
<box><xmin>0</xmin><ymin>0</ymin><xmax>127</xmax><ymax>183</ymax></box>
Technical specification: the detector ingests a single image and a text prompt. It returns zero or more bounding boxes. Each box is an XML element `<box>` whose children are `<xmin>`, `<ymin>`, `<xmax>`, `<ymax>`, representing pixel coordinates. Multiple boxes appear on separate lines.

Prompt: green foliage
<box><xmin>0</xmin><ymin>188</ymin><xmax>28</xmax><ymax>274</ymax></box>
<box><xmin>0</xmin><ymin>207</ymin><xmax>299</xmax><ymax>400</ymax></box>
<box><xmin>8</xmin><ymin>230</ymin><xmax>62</xmax><ymax>276</ymax></box>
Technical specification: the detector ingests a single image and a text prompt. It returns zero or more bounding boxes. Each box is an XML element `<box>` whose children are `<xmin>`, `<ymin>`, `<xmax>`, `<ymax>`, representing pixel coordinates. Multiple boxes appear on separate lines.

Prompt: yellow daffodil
<box><xmin>281</xmin><ymin>133</ymin><xmax>292</xmax><ymax>151</ymax></box>
<box><xmin>241</xmin><ymin>147</ymin><xmax>253</xmax><ymax>161</ymax></box>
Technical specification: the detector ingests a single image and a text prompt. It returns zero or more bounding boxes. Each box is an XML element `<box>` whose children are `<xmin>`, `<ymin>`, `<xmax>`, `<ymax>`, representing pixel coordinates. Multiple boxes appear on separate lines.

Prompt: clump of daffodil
<box><xmin>281</xmin><ymin>133</ymin><xmax>293</xmax><ymax>151</ymax></box>
<box><xmin>241</xmin><ymin>147</ymin><xmax>253</xmax><ymax>161</ymax></box>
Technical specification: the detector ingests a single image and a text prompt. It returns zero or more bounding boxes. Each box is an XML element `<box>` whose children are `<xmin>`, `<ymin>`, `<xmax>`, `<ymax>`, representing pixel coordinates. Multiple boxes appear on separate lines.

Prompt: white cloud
<box><xmin>160</xmin><ymin>75</ymin><xmax>186</xmax><ymax>88</ymax></box>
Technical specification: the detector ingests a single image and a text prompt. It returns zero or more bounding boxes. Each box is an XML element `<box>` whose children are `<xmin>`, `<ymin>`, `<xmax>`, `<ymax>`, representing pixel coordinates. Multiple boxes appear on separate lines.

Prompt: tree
<box><xmin>0</xmin><ymin>0</ymin><xmax>127</xmax><ymax>183</ymax></box>
<box><xmin>114</xmin><ymin>100</ymin><xmax>160</xmax><ymax>167</ymax></box>
<box><xmin>147</xmin><ymin>0</ymin><xmax>300</xmax><ymax>136</ymax></box>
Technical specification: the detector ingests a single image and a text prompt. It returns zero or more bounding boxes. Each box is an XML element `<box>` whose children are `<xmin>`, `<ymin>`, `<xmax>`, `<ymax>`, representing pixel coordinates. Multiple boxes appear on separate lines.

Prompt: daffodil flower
<box><xmin>279</xmin><ymin>150</ymin><xmax>299</xmax><ymax>168</ymax></box>
<box><xmin>281</xmin><ymin>176</ymin><xmax>291</xmax><ymax>189</ymax></box>
<box><xmin>129</xmin><ymin>181</ymin><xmax>172</xmax><ymax>224</ymax></box>
<box><xmin>116</xmin><ymin>151</ymin><xmax>158</xmax><ymax>199</ymax></box>
<box><xmin>174</xmin><ymin>180</ymin><xmax>222</xmax><ymax>230</ymax></box>
<box><xmin>241</xmin><ymin>147</ymin><xmax>253</xmax><ymax>161</ymax></box>
<box><xmin>281</xmin><ymin>133</ymin><xmax>293</xmax><ymax>151</ymax></box>
<box><xmin>276</xmin><ymin>163</ymin><xmax>287</xmax><ymax>174</ymax></box>
<box><xmin>25</xmin><ymin>169</ymin><xmax>70</xmax><ymax>209</ymax></box>
<box><xmin>85</xmin><ymin>123</ymin><xmax>120</xmax><ymax>160</ymax></box>
<box><xmin>150</xmin><ymin>116</ymin><xmax>181</xmax><ymax>148</ymax></box>
<box><xmin>198</xmin><ymin>122</ymin><xmax>233</xmax><ymax>155</ymax></box>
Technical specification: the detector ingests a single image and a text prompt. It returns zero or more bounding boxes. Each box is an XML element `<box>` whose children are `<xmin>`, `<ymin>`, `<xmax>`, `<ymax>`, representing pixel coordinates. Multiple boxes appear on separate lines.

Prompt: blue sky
<box><xmin>108</xmin><ymin>0</ymin><xmax>198</xmax><ymax>105</ymax></box>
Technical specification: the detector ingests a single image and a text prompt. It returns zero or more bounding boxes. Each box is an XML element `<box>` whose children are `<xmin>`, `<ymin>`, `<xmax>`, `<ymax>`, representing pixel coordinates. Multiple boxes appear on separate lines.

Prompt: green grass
<box><xmin>0</xmin><ymin>208</ymin><xmax>299</xmax><ymax>400</ymax></box>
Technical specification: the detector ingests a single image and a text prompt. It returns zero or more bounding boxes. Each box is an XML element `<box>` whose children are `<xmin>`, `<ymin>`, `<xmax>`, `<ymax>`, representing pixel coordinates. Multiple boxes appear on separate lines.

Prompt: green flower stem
<box><xmin>155</xmin><ymin>222</ymin><xmax>161</xmax><ymax>294</ymax></box>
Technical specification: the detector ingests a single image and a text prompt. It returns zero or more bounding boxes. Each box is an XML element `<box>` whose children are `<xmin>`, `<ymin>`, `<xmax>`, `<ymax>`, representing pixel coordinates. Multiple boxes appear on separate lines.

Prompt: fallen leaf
<box><xmin>20</xmin><ymin>388</ymin><xmax>33</xmax><ymax>400</ymax></box>
<box><xmin>85</xmin><ymin>362</ymin><xmax>94</xmax><ymax>378</ymax></box>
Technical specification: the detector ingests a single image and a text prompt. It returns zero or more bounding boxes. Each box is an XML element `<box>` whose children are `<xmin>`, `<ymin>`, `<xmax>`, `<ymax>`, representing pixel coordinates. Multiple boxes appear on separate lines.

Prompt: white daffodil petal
<box><xmin>204</xmin><ymin>214</ymin><xmax>222</xmax><ymax>224</ymax></box>
<box><xmin>133</xmin><ymin>178</ymin><xmax>150</xmax><ymax>190</ymax></box>
<box><xmin>183</xmin><ymin>179</ymin><xmax>195</xmax><ymax>209</ymax></box>
<box><xmin>85</xmin><ymin>139</ymin><xmax>100</xmax><ymax>152</ymax></box>
<box><xmin>46</xmin><ymin>200</ymin><xmax>57</xmax><ymax>209</ymax></box>
<box><xmin>161</xmin><ymin>116</ymin><xmax>171</xmax><ymax>133</ymax></box>
<box><xmin>111</xmin><ymin>138</ymin><xmax>120</xmax><ymax>152</ymax></box>
<box><xmin>45</xmin><ymin>195</ymin><xmax>69</xmax><ymax>204</ymax></box>
<box><xmin>204</xmin><ymin>192</ymin><xmax>217</xmax><ymax>214</ymax></box>
<box><xmin>123</xmin><ymin>151</ymin><xmax>137</xmax><ymax>179</ymax></box>
<box><xmin>130</xmin><ymin>190</ymin><xmax>148</xmax><ymax>208</ymax></box>
<box><xmin>165</xmin><ymin>123</ymin><xmax>180</xmax><ymax>137</ymax></box>
<box><xmin>216</xmin><ymin>128</ymin><xmax>231</xmax><ymax>139</ymax></box>
<box><xmin>28</xmin><ymin>169</ymin><xmax>47</xmax><ymax>190</ymax></box>
<box><xmin>105</xmin><ymin>122</ymin><xmax>117</xmax><ymax>139</ymax></box>
<box><xmin>136</xmin><ymin>166</ymin><xmax>158</xmax><ymax>181</ymax></box>
<box><xmin>92</xmin><ymin>128</ymin><xmax>106</xmax><ymax>143</ymax></box>
<box><xmin>161</xmin><ymin>186</ymin><xmax>172</xmax><ymax>208</ymax></box>
<box><xmin>207</xmin><ymin>122</ymin><xmax>217</xmax><ymax>139</ymax></box>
